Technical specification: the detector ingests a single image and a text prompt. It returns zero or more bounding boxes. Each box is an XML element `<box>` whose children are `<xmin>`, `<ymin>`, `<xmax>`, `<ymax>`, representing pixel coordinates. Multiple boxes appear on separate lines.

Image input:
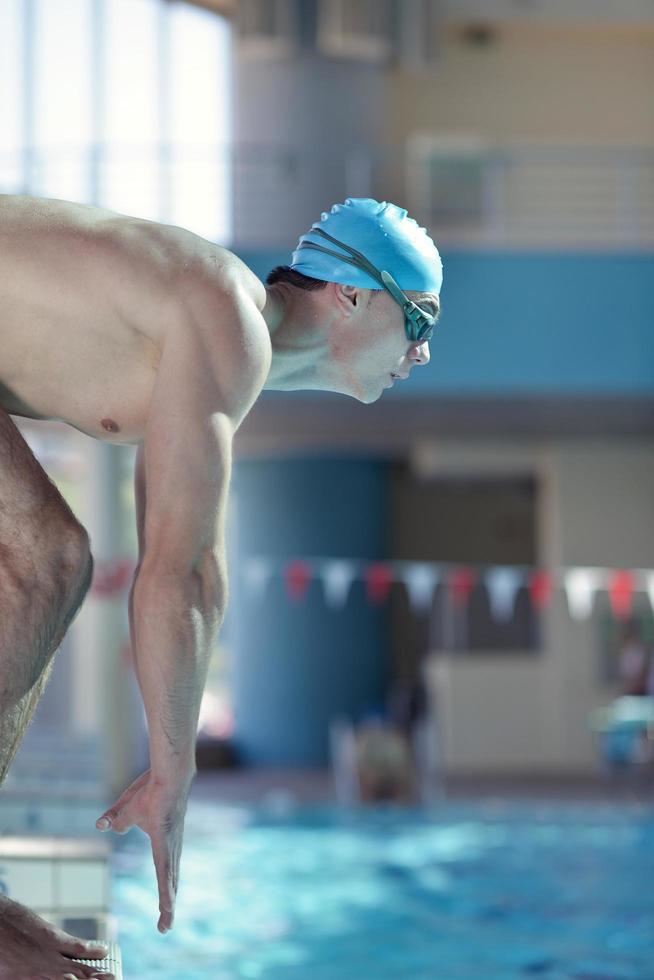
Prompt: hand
<box><xmin>95</xmin><ymin>768</ymin><xmax>193</xmax><ymax>934</ymax></box>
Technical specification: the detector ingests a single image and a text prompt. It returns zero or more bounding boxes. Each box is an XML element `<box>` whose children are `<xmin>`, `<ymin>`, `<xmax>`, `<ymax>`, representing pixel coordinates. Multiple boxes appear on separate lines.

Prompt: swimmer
<box><xmin>0</xmin><ymin>194</ymin><xmax>442</xmax><ymax>978</ymax></box>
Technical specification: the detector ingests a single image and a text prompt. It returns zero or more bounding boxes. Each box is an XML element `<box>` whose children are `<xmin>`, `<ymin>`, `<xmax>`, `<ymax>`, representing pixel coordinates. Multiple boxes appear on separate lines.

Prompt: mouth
<box><xmin>390</xmin><ymin>373</ymin><xmax>408</xmax><ymax>381</ymax></box>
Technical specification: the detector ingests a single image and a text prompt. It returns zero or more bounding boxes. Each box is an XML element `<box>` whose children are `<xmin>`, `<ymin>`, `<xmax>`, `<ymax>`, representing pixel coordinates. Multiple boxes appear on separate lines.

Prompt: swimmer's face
<box><xmin>330</xmin><ymin>285</ymin><xmax>437</xmax><ymax>404</ymax></box>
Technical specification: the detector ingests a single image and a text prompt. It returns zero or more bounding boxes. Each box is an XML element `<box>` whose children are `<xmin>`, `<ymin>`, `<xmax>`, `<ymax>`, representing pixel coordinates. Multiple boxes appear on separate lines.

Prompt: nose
<box><xmin>408</xmin><ymin>340</ymin><xmax>430</xmax><ymax>366</ymax></box>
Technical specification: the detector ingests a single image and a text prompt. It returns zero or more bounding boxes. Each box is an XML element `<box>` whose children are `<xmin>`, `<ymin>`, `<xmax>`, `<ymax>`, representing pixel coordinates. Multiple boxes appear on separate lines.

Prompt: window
<box><xmin>406</xmin><ymin>133</ymin><xmax>487</xmax><ymax>228</ymax></box>
<box><xmin>168</xmin><ymin>0</ymin><xmax>232</xmax><ymax>243</ymax></box>
<box><xmin>236</xmin><ymin>0</ymin><xmax>299</xmax><ymax>58</ymax></box>
<box><xmin>391</xmin><ymin>469</ymin><xmax>541</xmax><ymax>654</ymax></box>
<box><xmin>0</xmin><ymin>0</ymin><xmax>233</xmax><ymax>243</ymax></box>
<box><xmin>102</xmin><ymin>0</ymin><xmax>161</xmax><ymax>219</ymax></box>
<box><xmin>0</xmin><ymin>0</ymin><xmax>23</xmax><ymax>188</ymax></box>
<box><xmin>317</xmin><ymin>0</ymin><xmax>395</xmax><ymax>62</ymax></box>
<box><xmin>31</xmin><ymin>0</ymin><xmax>94</xmax><ymax>200</ymax></box>
<box><xmin>396</xmin><ymin>0</ymin><xmax>440</xmax><ymax>70</ymax></box>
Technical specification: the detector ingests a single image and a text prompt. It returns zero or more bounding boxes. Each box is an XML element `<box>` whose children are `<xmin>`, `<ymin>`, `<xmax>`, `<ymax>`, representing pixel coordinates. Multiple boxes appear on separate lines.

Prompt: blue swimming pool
<box><xmin>112</xmin><ymin>796</ymin><xmax>654</xmax><ymax>980</ymax></box>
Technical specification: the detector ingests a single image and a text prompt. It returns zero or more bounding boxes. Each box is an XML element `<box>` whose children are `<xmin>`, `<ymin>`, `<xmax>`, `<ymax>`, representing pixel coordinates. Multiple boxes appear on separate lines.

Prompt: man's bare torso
<box><xmin>0</xmin><ymin>194</ymin><xmax>265</xmax><ymax>445</ymax></box>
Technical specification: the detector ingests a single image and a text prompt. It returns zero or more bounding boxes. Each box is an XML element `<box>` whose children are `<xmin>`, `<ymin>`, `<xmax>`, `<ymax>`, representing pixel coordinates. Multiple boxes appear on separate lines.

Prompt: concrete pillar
<box><xmin>233</xmin><ymin>456</ymin><xmax>392</xmax><ymax>766</ymax></box>
<box><xmin>232</xmin><ymin>0</ymin><xmax>390</xmax><ymax>249</ymax></box>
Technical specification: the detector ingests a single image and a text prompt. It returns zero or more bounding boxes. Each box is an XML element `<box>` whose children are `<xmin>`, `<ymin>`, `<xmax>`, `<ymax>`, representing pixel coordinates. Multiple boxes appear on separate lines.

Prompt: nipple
<box><xmin>101</xmin><ymin>418</ymin><xmax>120</xmax><ymax>433</ymax></box>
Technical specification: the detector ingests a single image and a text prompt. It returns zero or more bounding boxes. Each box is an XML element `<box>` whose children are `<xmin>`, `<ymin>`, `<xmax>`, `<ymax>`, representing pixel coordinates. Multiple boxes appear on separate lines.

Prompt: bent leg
<box><xmin>0</xmin><ymin>409</ymin><xmax>113</xmax><ymax>976</ymax></box>
<box><xmin>0</xmin><ymin>549</ymin><xmax>93</xmax><ymax>786</ymax></box>
<box><xmin>0</xmin><ymin>405</ymin><xmax>96</xmax><ymax>784</ymax></box>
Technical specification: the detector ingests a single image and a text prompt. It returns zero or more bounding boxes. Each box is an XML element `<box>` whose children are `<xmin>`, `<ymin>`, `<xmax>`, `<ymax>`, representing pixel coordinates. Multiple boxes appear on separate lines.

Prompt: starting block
<box><xmin>0</xmin><ymin>835</ymin><xmax>123</xmax><ymax>976</ymax></box>
<box><xmin>72</xmin><ymin>940</ymin><xmax>124</xmax><ymax>978</ymax></box>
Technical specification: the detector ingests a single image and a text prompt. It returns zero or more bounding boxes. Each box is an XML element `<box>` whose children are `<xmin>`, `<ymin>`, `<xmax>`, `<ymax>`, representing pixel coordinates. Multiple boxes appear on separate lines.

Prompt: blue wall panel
<box><xmin>239</xmin><ymin>250</ymin><xmax>654</xmax><ymax>395</ymax></box>
<box><xmin>232</xmin><ymin>456</ymin><xmax>391</xmax><ymax>766</ymax></box>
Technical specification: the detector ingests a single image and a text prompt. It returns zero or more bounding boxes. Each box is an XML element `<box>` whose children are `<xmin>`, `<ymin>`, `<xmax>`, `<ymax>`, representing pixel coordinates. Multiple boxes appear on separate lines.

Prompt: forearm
<box><xmin>129</xmin><ymin>567</ymin><xmax>225</xmax><ymax>785</ymax></box>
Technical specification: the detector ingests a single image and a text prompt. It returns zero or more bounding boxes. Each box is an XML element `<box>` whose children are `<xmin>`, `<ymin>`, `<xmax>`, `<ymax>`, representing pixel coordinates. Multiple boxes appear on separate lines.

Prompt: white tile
<box><xmin>0</xmin><ymin>858</ymin><xmax>55</xmax><ymax>909</ymax></box>
<box><xmin>56</xmin><ymin>860</ymin><xmax>108</xmax><ymax>909</ymax></box>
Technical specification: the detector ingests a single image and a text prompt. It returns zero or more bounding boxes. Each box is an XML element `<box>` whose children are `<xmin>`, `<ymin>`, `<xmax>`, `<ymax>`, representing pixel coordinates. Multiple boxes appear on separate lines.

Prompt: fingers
<box><xmin>60</xmin><ymin>957</ymin><xmax>114</xmax><ymax>979</ymax></box>
<box><xmin>70</xmin><ymin>969</ymin><xmax>113</xmax><ymax>979</ymax></box>
<box><xmin>95</xmin><ymin>770</ymin><xmax>150</xmax><ymax>833</ymax></box>
<box><xmin>62</xmin><ymin>969</ymin><xmax>113</xmax><ymax>980</ymax></box>
<box><xmin>155</xmin><ymin>865</ymin><xmax>176</xmax><ymax>933</ymax></box>
<box><xmin>84</xmin><ymin>941</ymin><xmax>111</xmax><ymax>960</ymax></box>
<box><xmin>59</xmin><ymin>950</ymin><xmax>114</xmax><ymax>976</ymax></box>
<box><xmin>151</xmin><ymin>836</ymin><xmax>178</xmax><ymax>933</ymax></box>
<box><xmin>96</xmin><ymin>797</ymin><xmax>138</xmax><ymax>835</ymax></box>
<box><xmin>95</xmin><ymin>808</ymin><xmax>133</xmax><ymax>834</ymax></box>
<box><xmin>62</xmin><ymin>974</ymin><xmax>111</xmax><ymax>980</ymax></box>
<box><xmin>57</xmin><ymin>934</ymin><xmax>110</xmax><ymax>959</ymax></box>
<box><xmin>113</xmin><ymin>769</ymin><xmax>150</xmax><ymax>804</ymax></box>
<box><xmin>95</xmin><ymin>808</ymin><xmax>121</xmax><ymax>833</ymax></box>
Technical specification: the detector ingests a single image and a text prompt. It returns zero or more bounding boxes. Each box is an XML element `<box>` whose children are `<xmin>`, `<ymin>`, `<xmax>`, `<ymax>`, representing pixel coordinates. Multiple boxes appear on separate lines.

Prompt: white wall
<box><xmin>390</xmin><ymin>23</ymin><xmax>654</xmax><ymax>147</ymax></box>
<box><xmin>419</xmin><ymin>436</ymin><xmax>654</xmax><ymax>775</ymax></box>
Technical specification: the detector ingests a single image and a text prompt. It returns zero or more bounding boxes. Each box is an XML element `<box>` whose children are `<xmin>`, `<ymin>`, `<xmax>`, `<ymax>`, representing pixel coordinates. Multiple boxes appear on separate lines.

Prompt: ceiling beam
<box><xmin>233</xmin><ymin>394</ymin><xmax>654</xmax><ymax>456</ymax></box>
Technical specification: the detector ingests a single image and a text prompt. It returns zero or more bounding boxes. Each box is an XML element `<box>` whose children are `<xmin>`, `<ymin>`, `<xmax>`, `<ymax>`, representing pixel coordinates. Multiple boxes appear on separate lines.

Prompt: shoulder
<box><xmin>105</xmin><ymin>215</ymin><xmax>268</xmax><ymax>315</ymax></box>
<box><xmin>162</xmin><ymin>223</ymin><xmax>268</xmax><ymax>315</ymax></box>
<box><xmin>159</xmin><ymin>244</ymin><xmax>271</xmax><ymax>429</ymax></box>
<box><xmin>151</xmin><ymin>226</ymin><xmax>265</xmax><ymax>322</ymax></box>
<box><xmin>178</xmin><ymin>255</ymin><xmax>271</xmax><ymax>372</ymax></box>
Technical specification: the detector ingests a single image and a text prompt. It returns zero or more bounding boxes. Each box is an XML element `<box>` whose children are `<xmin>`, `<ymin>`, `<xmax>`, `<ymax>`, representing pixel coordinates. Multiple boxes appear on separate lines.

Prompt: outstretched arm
<box><xmin>132</xmin><ymin>280</ymin><xmax>269</xmax><ymax>784</ymax></box>
<box><xmin>96</xmin><ymin>280</ymin><xmax>270</xmax><ymax>932</ymax></box>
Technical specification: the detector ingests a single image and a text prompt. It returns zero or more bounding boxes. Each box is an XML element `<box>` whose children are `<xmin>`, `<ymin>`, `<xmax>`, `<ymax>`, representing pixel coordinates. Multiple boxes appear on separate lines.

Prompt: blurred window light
<box><xmin>102</xmin><ymin>0</ymin><xmax>162</xmax><ymax>220</ymax></box>
<box><xmin>317</xmin><ymin>0</ymin><xmax>395</xmax><ymax>62</ymax></box>
<box><xmin>32</xmin><ymin>0</ymin><xmax>93</xmax><ymax>201</ymax></box>
<box><xmin>0</xmin><ymin>0</ymin><xmax>23</xmax><ymax>187</ymax></box>
<box><xmin>168</xmin><ymin>0</ymin><xmax>232</xmax><ymax>243</ymax></box>
<box><xmin>105</xmin><ymin>0</ymin><xmax>160</xmax><ymax>146</ymax></box>
<box><xmin>0</xmin><ymin>0</ymin><xmax>233</xmax><ymax>243</ymax></box>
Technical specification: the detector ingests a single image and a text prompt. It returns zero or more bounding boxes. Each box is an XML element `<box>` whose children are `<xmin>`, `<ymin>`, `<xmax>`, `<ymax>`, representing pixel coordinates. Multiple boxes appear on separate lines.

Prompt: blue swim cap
<box><xmin>291</xmin><ymin>198</ymin><xmax>442</xmax><ymax>295</ymax></box>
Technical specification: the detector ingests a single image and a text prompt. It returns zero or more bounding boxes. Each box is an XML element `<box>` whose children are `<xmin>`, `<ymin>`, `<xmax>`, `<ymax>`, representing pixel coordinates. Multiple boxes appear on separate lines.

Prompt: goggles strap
<box><xmin>297</xmin><ymin>228</ymin><xmax>436</xmax><ymax>342</ymax></box>
<box><xmin>296</xmin><ymin>228</ymin><xmax>387</xmax><ymax>289</ymax></box>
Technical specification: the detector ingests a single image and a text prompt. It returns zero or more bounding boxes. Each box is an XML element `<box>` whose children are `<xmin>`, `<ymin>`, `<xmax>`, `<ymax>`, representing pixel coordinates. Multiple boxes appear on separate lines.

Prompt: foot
<box><xmin>0</xmin><ymin>894</ymin><xmax>114</xmax><ymax>979</ymax></box>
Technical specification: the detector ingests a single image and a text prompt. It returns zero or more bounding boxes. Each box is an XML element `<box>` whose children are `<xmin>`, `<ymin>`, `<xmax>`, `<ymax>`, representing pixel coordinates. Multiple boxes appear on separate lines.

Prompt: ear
<box><xmin>331</xmin><ymin>282</ymin><xmax>364</xmax><ymax>317</ymax></box>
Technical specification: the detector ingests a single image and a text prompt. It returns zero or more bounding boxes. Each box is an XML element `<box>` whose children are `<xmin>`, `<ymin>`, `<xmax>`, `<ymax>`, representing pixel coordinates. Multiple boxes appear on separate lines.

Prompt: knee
<box><xmin>57</xmin><ymin>522</ymin><xmax>94</xmax><ymax>598</ymax></box>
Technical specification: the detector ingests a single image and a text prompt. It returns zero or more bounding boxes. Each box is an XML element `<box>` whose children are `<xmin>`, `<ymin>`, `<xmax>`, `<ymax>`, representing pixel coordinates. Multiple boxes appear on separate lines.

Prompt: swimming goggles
<box><xmin>296</xmin><ymin>227</ymin><xmax>438</xmax><ymax>344</ymax></box>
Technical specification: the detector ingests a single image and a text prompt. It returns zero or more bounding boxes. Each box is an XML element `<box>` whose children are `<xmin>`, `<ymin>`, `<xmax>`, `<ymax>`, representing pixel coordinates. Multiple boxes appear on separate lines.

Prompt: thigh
<box><xmin>0</xmin><ymin>406</ymin><xmax>72</xmax><ymax>510</ymax></box>
<box><xmin>0</xmin><ymin>405</ymin><xmax>87</xmax><ymax>579</ymax></box>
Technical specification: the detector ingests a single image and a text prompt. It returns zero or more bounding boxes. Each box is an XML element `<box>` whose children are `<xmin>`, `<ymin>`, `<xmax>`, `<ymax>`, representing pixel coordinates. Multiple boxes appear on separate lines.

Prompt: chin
<box><xmin>345</xmin><ymin>381</ymin><xmax>381</xmax><ymax>404</ymax></box>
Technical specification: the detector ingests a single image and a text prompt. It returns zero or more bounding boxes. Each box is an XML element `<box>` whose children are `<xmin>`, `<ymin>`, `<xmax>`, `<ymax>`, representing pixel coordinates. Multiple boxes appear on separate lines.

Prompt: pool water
<box><xmin>112</xmin><ymin>797</ymin><xmax>654</xmax><ymax>980</ymax></box>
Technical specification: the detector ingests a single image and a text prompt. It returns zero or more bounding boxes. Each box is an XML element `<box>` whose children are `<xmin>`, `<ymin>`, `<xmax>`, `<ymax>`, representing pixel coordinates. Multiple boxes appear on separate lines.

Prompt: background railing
<box><xmin>2</xmin><ymin>142</ymin><xmax>653</xmax><ymax>250</ymax></box>
<box><xmin>429</xmin><ymin>145</ymin><xmax>654</xmax><ymax>249</ymax></box>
